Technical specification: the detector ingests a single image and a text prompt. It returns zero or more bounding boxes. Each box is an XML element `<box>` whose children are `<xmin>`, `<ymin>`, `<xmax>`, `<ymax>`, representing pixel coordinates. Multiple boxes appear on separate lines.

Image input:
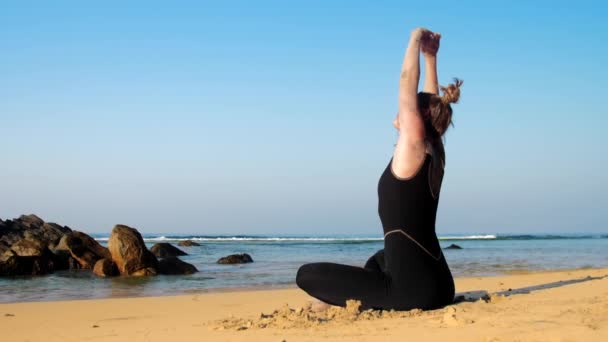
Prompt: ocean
<box><xmin>1</xmin><ymin>233</ymin><xmax>607</xmax><ymax>303</ymax></box>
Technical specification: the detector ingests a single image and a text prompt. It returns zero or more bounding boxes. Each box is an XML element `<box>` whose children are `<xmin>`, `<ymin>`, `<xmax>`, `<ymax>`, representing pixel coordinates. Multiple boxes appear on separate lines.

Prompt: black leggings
<box><xmin>296</xmin><ymin>232</ymin><xmax>455</xmax><ymax>311</ymax></box>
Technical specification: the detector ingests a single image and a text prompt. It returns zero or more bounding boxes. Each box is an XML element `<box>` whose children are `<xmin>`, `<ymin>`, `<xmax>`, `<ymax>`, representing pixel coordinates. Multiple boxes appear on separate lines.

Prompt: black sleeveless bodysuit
<box><xmin>296</xmin><ymin>153</ymin><xmax>455</xmax><ymax>310</ymax></box>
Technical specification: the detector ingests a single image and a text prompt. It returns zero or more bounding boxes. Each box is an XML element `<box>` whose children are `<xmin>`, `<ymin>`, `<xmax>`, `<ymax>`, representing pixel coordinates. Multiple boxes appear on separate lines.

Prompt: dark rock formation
<box><xmin>49</xmin><ymin>250</ymin><xmax>81</xmax><ymax>270</ymax></box>
<box><xmin>93</xmin><ymin>258</ymin><xmax>119</xmax><ymax>277</ymax></box>
<box><xmin>444</xmin><ymin>244</ymin><xmax>463</xmax><ymax>250</ymax></box>
<box><xmin>17</xmin><ymin>214</ymin><xmax>44</xmax><ymax>228</ymax></box>
<box><xmin>0</xmin><ymin>215</ymin><xmax>110</xmax><ymax>275</ymax></box>
<box><xmin>63</xmin><ymin>232</ymin><xmax>111</xmax><ymax>269</ymax></box>
<box><xmin>217</xmin><ymin>253</ymin><xmax>253</xmax><ymax>264</ymax></box>
<box><xmin>0</xmin><ymin>249</ymin><xmax>55</xmax><ymax>276</ymax></box>
<box><xmin>48</xmin><ymin>235</ymin><xmax>82</xmax><ymax>270</ymax></box>
<box><xmin>178</xmin><ymin>240</ymin><xmax>201</xmax><ymax>247</ymax></box>
<box><xmin>0</xmin><ymin>241</ymin><xmax>9</xmax><ymax>255</ymax></box>
<box><xmin>0</xmin><ymin>214</ymin><xmax>72</xmax><ymax>249</ymax></box>
<box><xmin>0</xmin><ymin>215</ymin><xmax>78</xmax><ymax>276</ymax></box>
<box><xmin>10</xmin><ymin>238</ymin><xmax>47</xmax><ymax>257</ymax></box>
<box><xmin>108</xmin><ymin>225</ymin><xmax>158</xmax><ymax>276</ymax></box>
<box><xmin>150</xmin><ymin>243</ymin><xmax>187</xmax><ymax>258</ymax></box>
<box><xmin>157</xmin><ymin>257</ymin><xmax>198</xmax><ymax>275</ymax></box>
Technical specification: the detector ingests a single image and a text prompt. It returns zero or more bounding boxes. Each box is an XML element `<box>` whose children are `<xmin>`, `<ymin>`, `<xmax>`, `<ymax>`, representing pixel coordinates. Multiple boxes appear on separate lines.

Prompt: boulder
<box><xmin>0</xmin><ymin>249</ymin><xmax>55</xmax><ymax>276</ymax></box>
<box><xmin>93</xmin><ymin>258</ymin><xmax>119</xmax><ymax>277</ymax></box>
<box><xmin>150</xmin><ymin>243</ymin><xmax>187</xmax><ymax>258</ymax></box>
<box><xmin>51</xmin><ymin>234</ymin><xmax>70</xmax><ymax>253</ymax></box>
<box><xmin>108</xmin><ymin>225</ymin><xmax>158</xmax><ymax>276</ymax></box>
<box><xmin>0</xmin><ymin>215</ymin><xmax>72</xmax><ymax>250</ymax></box>
<box><xmin>217</xmin><ymin>253</ymin><xmax>253</xmax><ymax>264</ymax></box>
<box><xmin>0</xmin><ymin>219</ymin><xmax>27</xmax><ymax>247</ymax></box>
<box><xmin>18</xmin><ymin>214</ymin><xmax>44</xmax><ymax>228</ymax></box>
<box><xmin>48</xmin><ymin>235</ymin><xmax>82</xmax><ymax>270</ymax></box>
<box><xmin>10</xmin><ymin>238</ymin><xmax>47</xmax><ymax>257</ymax></box>
<box><xmin>64</xmin><ymin>231</ymin><xmax>111</xmax><ymax>269</ymax></box>
<box><xmin>130</xmin><ymin>267</ymin><xmax>157</xmax><ymax>276</ymax></box>
<box><xmin>0</xmin><ymin>251</ymin><xmax>27</xmax><ymax>276</ymax></box>
<box><xmin>157</xmin><ymin>257</ymin><xmax>198</xmax><ymax>275</ymax></box>
<box><xmin>49</xmin><ymin>250</ymin><xmax>81</xmax><ymax>270</ymax></box>
<box><xmin>0</xmin><ymin>241</ymin><xmax>10</xmax><ymax>255</ymax></box>
<box><xmin>444</xmin><ymin>244</ymin><xmax>463</xmax><ymax>250</ymax></box>
<box><xmin>0</xmin><ymin>215</ymin><xmax>93</xmax><ymax>275</ymax></box>
<box><xmin>40</xmin><ymin>222</ymin><xmax>72</xmax><ymax>244</ymax></box>
<box><xmin>178</xmin><ymin>240</ymin><xmax>200</xmax><ymax>247</ymax></box>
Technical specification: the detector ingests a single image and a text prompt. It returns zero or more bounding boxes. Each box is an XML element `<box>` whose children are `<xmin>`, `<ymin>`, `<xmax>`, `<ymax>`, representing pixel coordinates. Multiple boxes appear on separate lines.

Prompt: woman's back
<box><xmin>379</xmin><ymin>141</ymin><xmax>444</xmax><ymax>244</ymax></box>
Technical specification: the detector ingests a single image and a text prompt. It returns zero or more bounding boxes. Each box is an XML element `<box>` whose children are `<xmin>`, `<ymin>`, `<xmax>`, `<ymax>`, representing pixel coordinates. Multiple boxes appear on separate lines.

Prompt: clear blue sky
<box><xmin>1</xmin><ymin>1</ymin><xmax>606</xmax><ymax>235</ymax></box>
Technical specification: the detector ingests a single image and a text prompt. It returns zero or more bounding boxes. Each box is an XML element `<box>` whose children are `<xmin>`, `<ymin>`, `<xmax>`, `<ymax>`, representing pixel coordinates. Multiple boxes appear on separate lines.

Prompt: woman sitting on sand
<box><xmin>296</xmin><ymin>27</ymin><xmax>462</xmax><ymax>311</ymax></box>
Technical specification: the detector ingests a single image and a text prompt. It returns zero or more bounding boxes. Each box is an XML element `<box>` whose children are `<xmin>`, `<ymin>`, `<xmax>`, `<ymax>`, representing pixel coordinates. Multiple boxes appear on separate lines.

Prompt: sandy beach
<box><xmin>1</xmin><ymin>267</ymin><xmax>606</xmax><ymax>341</ymax></box>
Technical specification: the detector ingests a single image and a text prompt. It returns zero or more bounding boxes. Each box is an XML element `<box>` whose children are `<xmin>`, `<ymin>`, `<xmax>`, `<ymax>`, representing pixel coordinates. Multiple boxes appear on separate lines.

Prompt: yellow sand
<box><xmin>1</xmin><ymin>267</ymin><xmax>607</xmax><ymax>341</ymax></box>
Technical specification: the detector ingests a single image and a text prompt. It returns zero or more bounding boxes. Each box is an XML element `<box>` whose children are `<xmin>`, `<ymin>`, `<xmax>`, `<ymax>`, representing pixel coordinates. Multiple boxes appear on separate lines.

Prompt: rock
<box><xmin>0</xmin><ymin>249</ymin><xmax>55</xmax><ymax>276</ymax></box>
<box><xmin>0</xmin><ymin>215</ymin><xmax>72</xmax><ymax>251</ymax></box>
<box><xmin>130</xmin><ymin>268</ymin><xmax>157</xmax><ymax>276</ymax></box>
<box><xmin>217</xmin><ymin>253</ymin><xmax>253</xmax><ymax>264</ymax></box>
<box><xmin>49</xmin><ymin>250</ymin><xmax>81</xmax><ymax>270</ymax></box>
<box><xmin>18</xmin><ymin>214</ymin><xmax>44</xmax><ymax>228</ymax></box>
<box><xmin>51</xmin><ymin>234</ymin><xmax>70</xmax><ymax>253</ymax></box>
<box><xmin>10</xmin><ymin>238</ymin><xmax>47</xmax><ymax>257</ymax></box>
<box><xmin>108</xmin><ymin>224</ymin><xmax>158</xmax><ymax>276</ymax></box>
<box><xmin>150</xmin><ymin>243</ymin><xmax>187</xmax><ymax>258</ymax></box>
<box><xmin>49</xmin><ymin>235</ymin><xmax>82</xmax><ymax>270</ymax></box>
<box><xmin>444</xmin><ymin>244</ymin><xmax>463</xmax><ymax>250</ymax></box>
<box><xmin>0</xmin><ymin>241</ymin><xmax>10</xmax><ymax>255</ymax></box>
<box><xmin>0</xmin><ymin>251</ymin><xmax>26</xmax><ymax>276</ymax></box>
<box><xmin>0</xmin><ymin>215</ymin><xmax>92</xmax><ymax>275</ymax></box>
<box><xmin>40</xmin><ymin>222</ymin><xmax>72</xmax><ymax>244</ymax></box>
<box><xmin>93</xmin><ymin>258</ymin><xmax>119</xmax><ymax>277</ymax></box>
<box><xmin>178</xmin><ymin>240</ymin><xmax>200</xmax><ymax>247</ymax></box>
<box><xmin>157</xmin><ymin>257</ymin><xmax>198</xmax><ymax>275</ymax></box>
<box><xmin>64</xmin><ymin>231</ymin><xmax>111</xmax><ymax>269</ymax></box>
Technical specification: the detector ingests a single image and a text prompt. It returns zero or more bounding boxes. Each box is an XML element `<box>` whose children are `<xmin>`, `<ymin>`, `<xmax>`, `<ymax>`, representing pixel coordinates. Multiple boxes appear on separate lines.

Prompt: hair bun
<box><xmin>440</xmin><ymin>78</ymin><xmax>463</xmax><ymax>104</ymax></box>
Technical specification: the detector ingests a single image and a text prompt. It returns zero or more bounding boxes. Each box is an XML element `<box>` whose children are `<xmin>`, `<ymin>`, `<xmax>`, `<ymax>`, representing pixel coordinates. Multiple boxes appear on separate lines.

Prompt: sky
<box><xmin>1</xmin><ymin>0</ymin><xmax>607</xmax><ymax>236</ymax></box>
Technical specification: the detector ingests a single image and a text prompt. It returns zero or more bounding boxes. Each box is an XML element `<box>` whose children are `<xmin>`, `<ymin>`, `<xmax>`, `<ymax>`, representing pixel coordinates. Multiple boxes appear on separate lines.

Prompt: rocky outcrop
<box><xmin>178</xmin><ymin>240</ymin><xmax>200</xmax><ymax>247</ymax></box>
<box><xmin>157</xmin><ymin>257</ymin><xmax>197</xmax><ymax>275</ymax></box>
<box><xmin>108</xmin><ymin>225</ymin><xmax>158</xmax><ymax>276</ymax></box>
<box><xmin>217</xmin><ymin>253</ymin><xmax>253</xmax><ymax>264</ymax></box>
<box><xmin>0</xmin><ymin>215</ymin><xmax>80</xmax><ymax>276</ymax></box>
<box><xmin>0</xmin><ymin>214</ymin><xmax>72</xmax><ymax>249</ymax></box>
<box><xmin>10</xmin><ymin>238</ymin><xmax>47</xmax><ymax>257</ymax></box>
<box><xmin>444</xmin><ymin>244</ymin><xmax>463</xmax><ymax>250</ymax></box>
<box><xmin>0</xmin><ymin>241</ymin><xmax>9</xmax><ymax>255</ymax></box>
<box><xmin>0</xmin><ymin>249</ymin><xmax>55</xmax><ymax>276</ymax></box>
<box><xmin>1</xmin><ymin>215</ymin><xmax>200</xmax><ymax>278</ymax></box>
<box><xmin>150</xmin><ymin>243</ymin><xmax>187</xmax><ymax>258</ymax></box>
<box><xmin>62</xmin><ymin>232</ymin><xmax>111</xmax><ymax>269</ymax></box>
<box><xmin>93</xmin><ymin>258</ymin><xmax>119</xmax><ymax>277</ymax></box>
<box><xmin>49</xmin><ymin>250</ymin><xmax>81</xmax><ymax>270</ymax></box>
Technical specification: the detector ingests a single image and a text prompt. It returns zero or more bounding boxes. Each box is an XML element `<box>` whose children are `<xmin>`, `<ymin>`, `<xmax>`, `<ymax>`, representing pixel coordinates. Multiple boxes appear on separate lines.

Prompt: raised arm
<box><xmin>398</xmin><ymin>28</ymin><xmax>423</xmax><ymax>122</ymax></box>
<box><xmin>422</xmin><ymin>32</ymin><xmax>441</xmax><ymax>94</ymax></box>
<box><xmin>392</xmin><ymin>28</ymin><xmax>427</xmax><ymax>179</ymax></box>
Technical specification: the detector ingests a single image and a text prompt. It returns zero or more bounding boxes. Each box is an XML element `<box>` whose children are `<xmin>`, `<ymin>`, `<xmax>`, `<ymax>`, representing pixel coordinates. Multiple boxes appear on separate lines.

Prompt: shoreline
<box><xmin>1</xmin><ymin>265</ymin><xmax>607</xmax><ymax>305</ymax></box>
<box><xmin>2</xmin><ymin>267</ymin><xmax>607</xmax><ymax>341</ymax></box>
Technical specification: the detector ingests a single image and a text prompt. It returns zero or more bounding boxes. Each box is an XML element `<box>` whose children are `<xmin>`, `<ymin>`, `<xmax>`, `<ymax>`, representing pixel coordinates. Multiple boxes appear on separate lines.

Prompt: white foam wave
<box><xmin>94</xmin><ymin>234</ymin><xmax>498</xmax><ymax>242</ymax></box>
<box><xmin>439</xmin><ymin>234</ymin><xmax>497</xmax><ymax>240</ymax></box>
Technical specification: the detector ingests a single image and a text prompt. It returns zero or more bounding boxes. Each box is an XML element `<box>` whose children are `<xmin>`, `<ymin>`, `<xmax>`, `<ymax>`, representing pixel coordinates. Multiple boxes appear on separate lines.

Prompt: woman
<box><xmin>296</xmin><ymin>27</ymin><xmax>462</xmax><ymax>311</ymax></box>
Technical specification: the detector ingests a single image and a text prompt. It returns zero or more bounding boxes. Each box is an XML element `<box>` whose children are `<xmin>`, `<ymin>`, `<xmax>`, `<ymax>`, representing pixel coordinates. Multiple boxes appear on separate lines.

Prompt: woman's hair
<box><xmin>417</xmin><ymin>78</ymin><xmax>463</xmax><ymax>140</ymax></box>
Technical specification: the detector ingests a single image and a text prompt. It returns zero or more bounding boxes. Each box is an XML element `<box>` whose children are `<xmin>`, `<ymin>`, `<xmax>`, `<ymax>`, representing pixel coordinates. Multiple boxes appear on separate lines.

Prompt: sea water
<box><xmin>1</xmin><ymin>233</ymin><xmax>607</xmax><ymax>303</ymax></box>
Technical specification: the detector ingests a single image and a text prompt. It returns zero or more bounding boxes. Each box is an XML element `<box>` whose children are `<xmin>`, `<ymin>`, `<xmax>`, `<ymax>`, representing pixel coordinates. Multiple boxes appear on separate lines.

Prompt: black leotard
<box><xmin>296</xmin><ymin>153</ymin><xmax>455</xmax><ymax>310</ymax></box>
